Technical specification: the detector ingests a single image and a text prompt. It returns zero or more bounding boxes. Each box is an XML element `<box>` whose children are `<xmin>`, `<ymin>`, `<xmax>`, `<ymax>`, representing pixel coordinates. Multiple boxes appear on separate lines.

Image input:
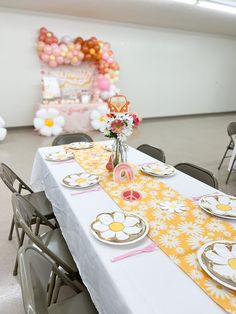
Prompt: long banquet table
<box><xmin>31</xmin><ymin>141</ymin><xmax>230</xmax><ymax>314</ymax></box>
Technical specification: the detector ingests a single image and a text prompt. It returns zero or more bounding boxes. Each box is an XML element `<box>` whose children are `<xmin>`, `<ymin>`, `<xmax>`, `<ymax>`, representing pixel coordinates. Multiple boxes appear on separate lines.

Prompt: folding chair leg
<box><xmin>47</xmin><ymin>272</ymin><xmax>57</xmax><ymax>306</ymax></box>
<box><xmin>226</xmin><ymin>157</ymin><xmax>236</xmax><ymax>184</ymax></box>
<box><xmin>8</xmin><ymin>216</ymin><xmax>15</xmax><ymax>241</ymax></box>
<box><xmin>34</xmin><ymin>217</ymin><xmax>41</xmax><ymax>236</ymax></box>
<box><xmin>13</xmin><ymin>230</ymin><xmax>25</xmax><ymax>276</ymax></box>
<box><xmin>218</xmin><ymin>147</ymin><xmax>229</xmax><ymax>170</ymax></box>
<box><xmin>51</xmin><ymin>277</ymin><xmax>63</xmax><ymax>304</ymax></box>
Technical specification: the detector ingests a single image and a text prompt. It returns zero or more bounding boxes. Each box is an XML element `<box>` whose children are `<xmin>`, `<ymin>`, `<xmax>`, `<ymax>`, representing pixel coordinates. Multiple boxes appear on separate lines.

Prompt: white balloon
<box><xmin>0</xmin><ymin>116</ymin><xmax>5</xmax><ymax>128</ymax></box>
<box><xmin>62</xmin><ymin>35</ymin><xmax>72</xmax><ymax>44</ymax></box>
<box><xmin>33</xmin><ymin>118</ymin><xmax>44</xmax><ymax>130</ymax></box>
<box><xmin>40</xmin><ymin>127</ymin><xmax>52</xmax><ymax>137</ymax></box>
<box><xmin>0</xmin><ymin>128</ymin><xmax>7</xmax><ymax>141</ymax></box>
<box><xmin>101</xmin><ymin>91</ymin><xmax>109</xmax><ymax>100</ymax></box>
<box><xmin>91</xmin><ymin>120</ymin><xmax>100</xmax><ymax>130</ymax></box>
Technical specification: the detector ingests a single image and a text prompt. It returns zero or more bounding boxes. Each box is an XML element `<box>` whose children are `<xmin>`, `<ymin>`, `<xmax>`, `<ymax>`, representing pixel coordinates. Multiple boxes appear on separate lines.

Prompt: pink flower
<box><xmin>131</xmin><ymin>112</ymin><xmax>141</xmax><ymax>128</ymax></box>
<box><xmin>110</xmin><ymin>119</ymin><xmax>125</xmax><ymax>134</ymax></box>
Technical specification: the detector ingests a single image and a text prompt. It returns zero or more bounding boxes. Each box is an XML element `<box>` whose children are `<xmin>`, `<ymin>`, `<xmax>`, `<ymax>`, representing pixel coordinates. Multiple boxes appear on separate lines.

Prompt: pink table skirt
<box><xmin>37</xmin><ymin>102</ymin><xmax>104</xmax><ymax>132</ymax></box>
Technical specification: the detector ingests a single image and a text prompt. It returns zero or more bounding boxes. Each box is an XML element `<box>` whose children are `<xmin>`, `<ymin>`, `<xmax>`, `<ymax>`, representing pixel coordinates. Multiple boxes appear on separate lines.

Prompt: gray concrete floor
<box><xmin>0</xmin><ymin>113</ymin><xmax>235</xmax><ymax>313</ymax></box>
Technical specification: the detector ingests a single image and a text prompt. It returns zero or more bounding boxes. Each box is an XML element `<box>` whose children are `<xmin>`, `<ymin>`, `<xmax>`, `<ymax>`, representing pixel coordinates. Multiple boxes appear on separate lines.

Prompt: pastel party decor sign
<box><xmin>37</xmin><ymin>27</ymin><xmax>120</xmax><ymax>101</ymax></box>
<box><xmin>113</xmin><ymin>163</ymin><xmax>134</xmax><ymax>183</ymax></box>
<box><xmin>33</xmin><ymin>108</ymin><xmax>64</xmax><ymax>136</ymax></box>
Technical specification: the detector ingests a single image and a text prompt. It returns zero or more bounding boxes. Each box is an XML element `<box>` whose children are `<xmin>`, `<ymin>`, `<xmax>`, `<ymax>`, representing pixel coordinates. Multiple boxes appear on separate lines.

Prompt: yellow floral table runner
<box><xmin>72</xmin><ymin>143</ymin><xmax>236</xmax><ymax>313</ymax></box>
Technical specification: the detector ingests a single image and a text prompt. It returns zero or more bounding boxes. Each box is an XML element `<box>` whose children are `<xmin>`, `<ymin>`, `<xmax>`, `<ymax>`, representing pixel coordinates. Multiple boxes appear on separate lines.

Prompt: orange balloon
<box><xmin>89</xmin><ymin>48</ymin><xmax>95</xmax><ymax>55</ymax></box>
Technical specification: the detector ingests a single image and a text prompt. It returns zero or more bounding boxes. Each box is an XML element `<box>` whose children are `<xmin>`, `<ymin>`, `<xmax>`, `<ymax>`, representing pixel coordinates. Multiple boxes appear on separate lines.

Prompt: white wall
<box><xmin>0</xmin><ymin>9</ymin><xmax>236</xmax><ymax>127</ymax></box>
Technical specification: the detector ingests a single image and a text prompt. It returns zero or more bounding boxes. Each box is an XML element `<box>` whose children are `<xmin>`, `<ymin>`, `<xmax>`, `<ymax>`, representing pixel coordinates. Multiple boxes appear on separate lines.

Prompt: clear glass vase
<box><xmin>112</xmin><ymin>138</ymin><xmax>127</xmax><ymax>168</ymax></box>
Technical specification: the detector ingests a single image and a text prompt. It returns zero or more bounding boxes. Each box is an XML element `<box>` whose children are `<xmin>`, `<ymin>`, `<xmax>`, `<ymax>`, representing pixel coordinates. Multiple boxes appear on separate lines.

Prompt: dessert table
<box><xmin>31</xmin><ymin>142</ymin><xmax>234</xmax><ymax>314</ymax></box>
<box><xmin>37</xmin><ymin>102</ymin><xmax>104</xmax><ymax>132</ymax></box>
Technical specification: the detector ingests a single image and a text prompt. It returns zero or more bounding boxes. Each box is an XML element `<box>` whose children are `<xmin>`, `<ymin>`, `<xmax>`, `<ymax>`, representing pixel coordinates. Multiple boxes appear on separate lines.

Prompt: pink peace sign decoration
<box><xmin>122</xmin><ymin>190</ymin><xmax>142</xmax><ymax>202</ymax></box>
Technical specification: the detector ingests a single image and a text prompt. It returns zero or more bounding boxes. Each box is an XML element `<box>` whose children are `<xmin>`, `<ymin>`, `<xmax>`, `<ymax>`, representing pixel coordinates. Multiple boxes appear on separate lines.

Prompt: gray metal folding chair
<box><xmin>52</xmin><ymin>133</ymin><xmax>93</xmax><ymax>146</ymax></box>
<box><xmin>137</xmin><ymin>144</ymin><xmax>166</xmax><ymax>163</ymax></box>
<box><xmin>12</xmin><ymin>193</ymin><xmax>81</xmax><ymax>295</ymax></box>
<box><xmin>218</xmin><ymin>122</ymin><xmax>236</xmax><ymax>170</ymax></box>
<box><xmin>0</xmin><ymin>163</ymin><xmax>55</xmax><ymax>242</ymax></box>
<box><xmin>226</xmin><ymin>155</ymin><xmax>236</xmax><ymax>184</ymax></box>
<box><xmin>18</xmin><ymin>246</ymin><xmax>97</xmax><ymax>314</ymax></box>
<box><xmin>175</xmin><ymin>162</ymin><xmax>219</xmax><ymax>189</ymax></box>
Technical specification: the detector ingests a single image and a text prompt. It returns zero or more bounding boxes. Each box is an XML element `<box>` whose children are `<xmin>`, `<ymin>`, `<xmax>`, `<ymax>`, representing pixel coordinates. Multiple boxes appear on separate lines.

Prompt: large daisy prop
<box><xmin>33</xmin><ymin>108</ymin><xmax>64</xmax><ymax>136</ymax></box>
<box><xmin>90</xmin><ymin>104</ymin><xmax>109</xmax><ymax>132</ymax></box>
<box><xmin>91</xmin><ymin>211</ymin><xmax>143</xmax><ymax>241</ymax></box>
<box><xmin>205</xmin><ymin>243</ymin><xmax>236</xmax><ymax>282</ymax></box>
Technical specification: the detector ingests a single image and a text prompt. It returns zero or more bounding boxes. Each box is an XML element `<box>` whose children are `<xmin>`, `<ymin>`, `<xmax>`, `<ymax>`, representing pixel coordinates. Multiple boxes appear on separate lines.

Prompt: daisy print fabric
<box><xmin>72</xmin><ymin>144</ymin><xmax>236</xmax><ymax>313</ymax></box>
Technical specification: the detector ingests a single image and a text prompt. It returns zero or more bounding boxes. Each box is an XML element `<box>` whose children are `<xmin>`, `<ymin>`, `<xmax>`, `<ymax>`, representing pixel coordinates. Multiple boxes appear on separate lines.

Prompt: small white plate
<box><xmin>68</xmin><ymin>142</ymin><xmax>94</xmax><ymax>150</ymax></box>
<box><xmin>45</xmin><ymin>151</ymin><xmax>74</xmax><ymax>162</ymax></box>
<box><xmin>199</xmin><ymin>194</ymin><xmax>236</xmax><ymax>219</ymax></box>
<box><xmin>197</xmin><ymin>241</ymin><xmax>236</xmax><ymax>291</ymax></box>
<box><xmin>141</xmin><ymin>163</ymin><xmax>176</xmax><ymax>177</ymax></box>
<box><xmin>90</xmin><ymin>211</ymin><xmax>149</xmax><ymax>245</ymax></box>
<box><xmin>61</xmin><ymin>173</ymin><xmax>100</xmax><ymax>189</ymax></box>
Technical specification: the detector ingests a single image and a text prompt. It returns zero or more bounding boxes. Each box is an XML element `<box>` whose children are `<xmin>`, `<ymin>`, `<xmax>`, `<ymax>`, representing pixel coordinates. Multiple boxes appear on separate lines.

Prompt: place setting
<box><xmin>44</xmin><ymin>150</ymin><xmax>75</xmax><ymax>163</ymax></box>
<box><xmin>140</xmin><ymin>162</ymin><xmax>176</xmax><ymax>177</ymax></box>
<box><xmin>66</xmin><ymin>142</ymin><xmax>94</xmax><ymax>150</ymax></box>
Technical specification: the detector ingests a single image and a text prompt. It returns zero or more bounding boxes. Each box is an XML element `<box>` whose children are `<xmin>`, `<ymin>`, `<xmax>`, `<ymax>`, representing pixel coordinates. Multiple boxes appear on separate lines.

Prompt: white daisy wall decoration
<box><xmin>90</xmin><ymin>104</ymin><xmax>109</xmax><ymax>132</ymax></box>
<box><xmin>0</xmin><ymin>116</ymin><xmax>7</xmax><ymax>141</ymax></box>
<box><xmin>33</xmin><ymin>108</ymin><xmax>64</xmax><ymax>137</ymax></box>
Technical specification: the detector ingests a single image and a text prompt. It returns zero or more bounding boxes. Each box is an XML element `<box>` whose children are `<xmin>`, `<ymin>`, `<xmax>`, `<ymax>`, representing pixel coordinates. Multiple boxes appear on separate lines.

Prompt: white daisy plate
<box><xmin>197</xmin><ymin>241</ymin><xmax>236</xmax><ymax>291</ymax></box>
<box><xmin>61</xmin><ymin>173</ymin><xmax>100</xmax><ymax>189</ymax></box>
<box><xmin>68</xmin><ymin>142</ymin><xmax>94</xmax><ymax>150</ymax></box>
<box><xmin>199</xmin><ymin>194</ymin><xmax>236</xmax><ymax>219</ymax></box>
<box><xmin>141</xmin><ymin>163</ymin><xmax>176</xmax><ymax>177</ymax></box>
<box><xmin>45</xmin><ymin>151</ymin><xmax>74</xmax><ymax>162</ymax></box>
<box><xmin>90</xmin><ymin>211</ymin><xmax>149</xmax><ymax>245</ymax></box>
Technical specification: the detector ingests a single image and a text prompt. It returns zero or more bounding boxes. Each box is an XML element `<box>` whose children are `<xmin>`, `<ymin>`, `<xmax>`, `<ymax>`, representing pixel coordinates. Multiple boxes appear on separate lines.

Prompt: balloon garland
<box><xmin>37</xmin><ymin>27</ymin><xmax>120</xmax><ymax>101</ymax></box>
<box><xmin>0</xmin><ymin>116</ymin><xmax>7</xmax><ymax>141</ymax></box>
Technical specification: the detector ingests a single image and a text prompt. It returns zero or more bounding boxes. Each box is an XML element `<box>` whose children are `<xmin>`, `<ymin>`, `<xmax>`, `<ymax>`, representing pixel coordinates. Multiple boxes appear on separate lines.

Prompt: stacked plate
<box><xmin>90</xmin><ymin>211</ymin><xmax>149</xmax><ymax>245</ymax></box>
<box><xmin>140</xmin><ymin>163</ymin><xmax>176</xmax><ymax>177</ymax></box>
<box><xmin>68</xmin><ymin>142</ymin><xmax>94</xmax><ymax>150</ymax></box>
<box><xmin>61</xmin><ymin>172</ymin><xmax>100</xmax><ymax>189</ymax></box>
<box><xmin>198</xmin><ymin>241</ymin><xmax>236</xmax><ymax>291</ymax></box>
<box><xmin>198</xmin><ymin>194</ymin><xmax>236</xmax><ymax>219</ymax></box>
<box><xmin>45</xmin><ymin>151</ymin><xmax>74</xmax><ymax>162</ymax></box>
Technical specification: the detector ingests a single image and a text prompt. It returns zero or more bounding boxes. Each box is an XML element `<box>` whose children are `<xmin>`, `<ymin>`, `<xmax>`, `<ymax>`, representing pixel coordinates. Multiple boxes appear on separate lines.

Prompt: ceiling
<box><xmin>1</xmin><ymin>0</ymin><xmax>236</xmax><ymax>37</ymax></box>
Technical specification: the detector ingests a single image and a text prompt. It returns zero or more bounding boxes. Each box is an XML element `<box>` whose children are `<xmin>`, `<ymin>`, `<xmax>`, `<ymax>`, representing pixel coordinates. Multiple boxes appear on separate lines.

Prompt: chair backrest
<box><xmin>227</xmin><ymin>122</ymin><xmax>236</xmax><ymax>142</ymax></box>
<box><xmin>12</xmin><ymin>193</ymin><xmax>73</xmax><ymax>274</ymax></box>
<box><xmin>52</xmin><ymin>133</ymin><xmax>93</xmax><ymax>146</ymax></box>
<box><xmin>175</xmin><ymin>162</ymin><xmax>219</xmax><ymax>189</ymax></box>
<box><xmin>137</xmin><ymin>144</ymin><xmax>166</xmax><ymax>163</ymax></box>
<box><xmin>18</xmin><ymin>246</ymin><xmax>51</xmax><ymax>314</ymax></box>
<box><xmin>0</xmin><ymin>163</ymin><xmax>33</xmax><ymax>194</ymax></box>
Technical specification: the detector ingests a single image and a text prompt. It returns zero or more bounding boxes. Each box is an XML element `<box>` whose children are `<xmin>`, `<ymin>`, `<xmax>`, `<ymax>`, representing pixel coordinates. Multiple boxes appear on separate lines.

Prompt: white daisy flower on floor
<box><xmin>204</xmin><ymin>279</ymin><xmax>232</xmax><ymax>300</ymax></box>
<box><xmin>205</xmin><ymin>243</ymin><xmax>236</xmax><ymax>281</ymax></box>
<box><xmin>190</xmin><ymin>269</ymin><xmax>203</xmax><ymax>280</ymax></box>
<box><xmin>178</xmin><ymin>222</ymin><xmax>202</xmax><ymax>235</ymax></box>
<box><xmin>160</xmin><ymin>201</ymin><xmax>187</xmax><ymax>214</ymax></box>
<box><xmin>187</xmin><ymin>235</ymin><xmax>212</xmax><ymax>250</ymax></box>
<box><xmin>200</xmin><ymin>195</ymin><xmax>236</xmax><ymax>216</ymax></box>
<box><xmin>206</xmin><ymin>221</ymin><xmax>225</xmax><ymax>232</ymax></box>
<box><xmin>159</xmin><ymin>234</ymin><xmax>180</xmax><ymax>248</ymax></box>
<box><xmin>185</xmin><ymin>253</ymin><xmax>200</xmax><ymax>268</ymax></box>
<box><xmin>92</xmin><ymin>212</ymin><xmax>142</xmax><ymax>241</ymax></box>
<box><xmin>34</xmin><ymin>108</ymin><xmax>64</xmax><ymax>136</ymax></box>
<box><xmin>90</xmin><ymin>105</ymin><xmax>109</xmax><ymax>132</ymax></box>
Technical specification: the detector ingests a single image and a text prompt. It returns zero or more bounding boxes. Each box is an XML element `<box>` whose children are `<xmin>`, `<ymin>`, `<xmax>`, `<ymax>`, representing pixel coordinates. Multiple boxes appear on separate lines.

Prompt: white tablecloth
<box><xmin>31</xmin><ymin>142</ymin><xmax>229</xmax><ymax>314</ymax></box>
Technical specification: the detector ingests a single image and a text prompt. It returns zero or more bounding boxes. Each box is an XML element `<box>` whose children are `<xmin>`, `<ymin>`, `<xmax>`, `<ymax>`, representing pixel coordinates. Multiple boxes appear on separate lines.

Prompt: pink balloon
<box><xmin>44</xmin><ymin>45</ymin><xmax>52</xmax><ymax>55</ymax></box>
<box><xmin>51</xmin><ymin>43</ymin><xmax>58</xmax><ymax>49</ymax></box>
<box><xmin>41</xmin><ymin>53</ymin><xmax>49</xmax><ymax>62</ymax></box>
<box><xmin>97</xmin><ymin>77</ymin><xmax>110</xmax><ymax>91</ymax></box>
<box><xmin>64</xmin><ymin>58</ymin><xmax>71</xmax><ymax>64</ymax></box>
<box><xmin>49</xmin><ymin>60</ymin><xmax>58</xmax><ymax>68</ymax></box>
<box><xmin>53</xmin><ymin>48</ymin><xmax>61</xmax><ymax>56</ymax></box>
<box><xmin>75</xmin><ymin>43</ymin><xmax>81</xmax><ymax>50</ymax></box>
<box><xmin>66</xmin><ymin>52</ymin><xmax>73</xmax><ymax>59</ymax></box>
<box><xmin>107</xmin><ymin>57</ymin><xmax>113</xmax><ymax>64</ymax></box>
<box><xmin>56</xmin><ymin>56</ymin><xmax>64</xmax><ymax>64</ymax></box>
<box><xmin>37</xmin><ymin>41</ymin><xmax>45</xmax><ymax>51</ymax></box>
<box><xmin>73</xmin><ymin>50</ymin><xmax>78</xmax><ymax>56</ymax></box>
<box><xmin>102</xmin><ymin>53</ymin><xmax>108</xmax><ymax>61</ymax></box>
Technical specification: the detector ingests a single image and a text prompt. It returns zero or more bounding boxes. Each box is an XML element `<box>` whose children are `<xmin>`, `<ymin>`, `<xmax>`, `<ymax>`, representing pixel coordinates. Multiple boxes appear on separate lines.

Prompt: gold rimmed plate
<box><xmin>61</xmin><ymin>172</ymin><xmax>100</xmax><ymax>189</ymax></box>
<box><xmin>141</xmin><ymin>163</ymin><xmax>176</xmax><ymax>177</ymax></box>
<box><xmin>45</xmin><ymin>151</ymin><xmax>74</xmax><ymax>162</ymax></box>
<box><xmin>68</xmin><ymin>142</ymin><xmax>94</xmax><ymax>150</ymax></box>
<box><xmin>199</xmin><ymin>194</ymin><xmax>236</xmax><ymax>219</ymax></box>
<box><xmin>197</xmin><ymin>241</ymin><xmax>236</xmax><ymax>291</ymax></box>
<box><xmin>90</xmin><ymin>211</ymin><xmax>149</xmax><ymax>245</ymax></box>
